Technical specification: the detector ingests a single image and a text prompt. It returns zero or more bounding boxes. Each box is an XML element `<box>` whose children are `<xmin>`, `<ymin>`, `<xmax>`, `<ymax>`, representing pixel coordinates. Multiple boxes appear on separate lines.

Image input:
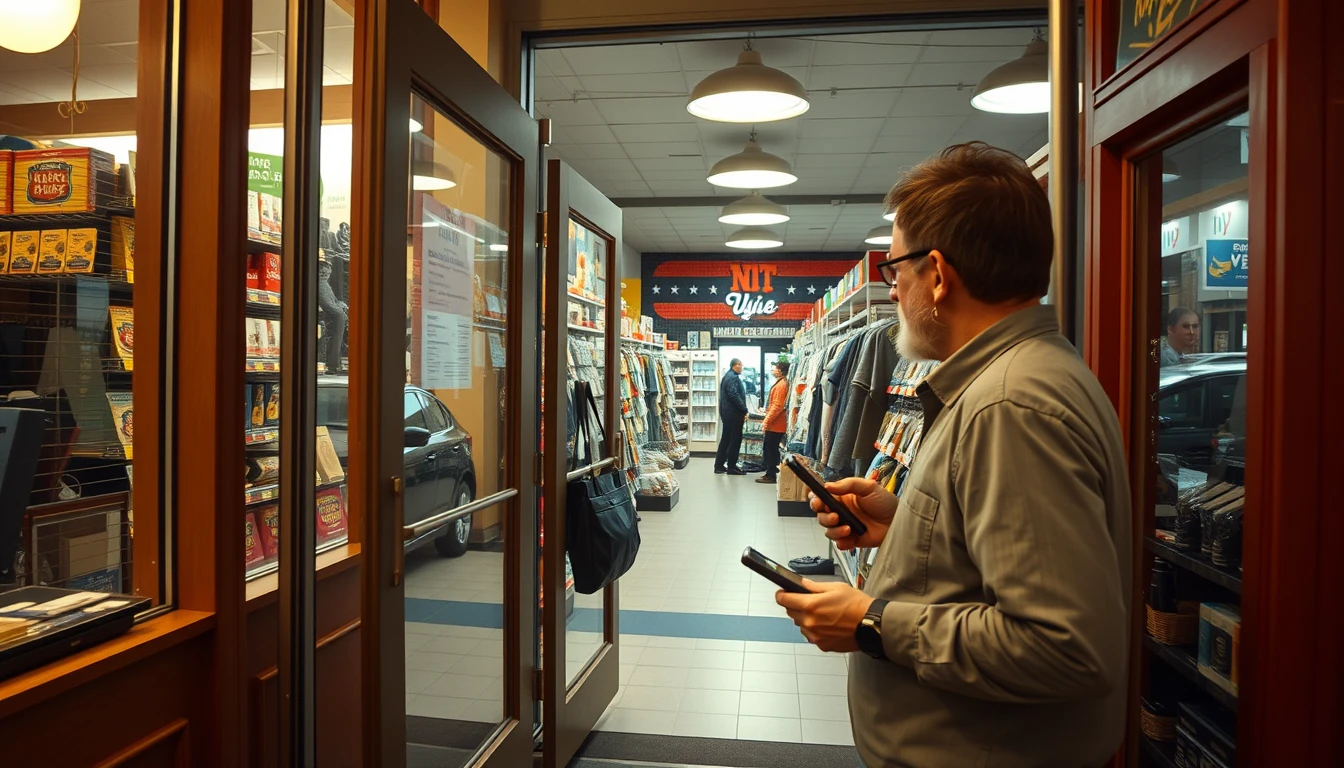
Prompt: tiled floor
<box><xmin>401</xmin><ymin>457</ymin><xmax>853</xmax><ymax>747</ymax></box>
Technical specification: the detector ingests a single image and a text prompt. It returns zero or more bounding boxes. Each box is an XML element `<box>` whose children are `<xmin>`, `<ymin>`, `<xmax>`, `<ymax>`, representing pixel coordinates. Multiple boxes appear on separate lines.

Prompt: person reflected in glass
<box><xmin>757</xmin><ymin>360</ymin><xmax>791</xmax><ymax>484</ymax></box>
<box><xmin>1161</xmin><ymin>307</ymin><xmax>1200</xmax><ymax>366</ymax></box>
<box><xmin>715</xmin><ymin>358</ymin><xmax>749</xmax><ymax>475</ymax></box>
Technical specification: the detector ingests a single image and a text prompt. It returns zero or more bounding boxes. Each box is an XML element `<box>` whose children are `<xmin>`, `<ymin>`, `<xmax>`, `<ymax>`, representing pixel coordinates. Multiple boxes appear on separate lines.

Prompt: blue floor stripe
<box><xmin>405</xmin><ymin>598</ymin><xmax>805</xmax><ymax>644</ymax></box>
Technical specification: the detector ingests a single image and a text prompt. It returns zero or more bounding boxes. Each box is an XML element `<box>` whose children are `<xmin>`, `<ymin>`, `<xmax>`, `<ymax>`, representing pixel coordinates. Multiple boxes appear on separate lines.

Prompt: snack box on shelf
<box><xmin>11</xmin><ymin>147</ymin><xmax>117</xmax><ymax>215</ymax></box>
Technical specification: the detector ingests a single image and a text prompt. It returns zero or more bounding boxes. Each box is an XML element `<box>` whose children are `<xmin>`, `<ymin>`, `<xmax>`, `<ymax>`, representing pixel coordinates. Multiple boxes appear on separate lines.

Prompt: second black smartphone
<box><xmin>741</xmin><ymin>547</ymin><xmax>811</xmax><ymax>593</ymax></box>
<box><xmin>783</xmin><ymin>455</ymin><xmax>869</xmax><ymax>538</ymax></box>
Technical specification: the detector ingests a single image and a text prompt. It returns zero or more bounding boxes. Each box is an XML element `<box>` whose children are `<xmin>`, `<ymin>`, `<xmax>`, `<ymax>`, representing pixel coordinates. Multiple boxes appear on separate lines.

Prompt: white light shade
<box><xmin>707</xmin><ymin>137</ymin><xmax>796</xmax><ymax>189</ymax></box>
<box><xmin>410</xmin><ymin>118</ymin><xmax>424</xmax><ymax>133</ymax></box>
<box><xmin>1162</xmin><ymin>158</ymin><xmax>1181</xmax><ymax>183</ymax></box>
<box><xmin>719</xmin><ymin>191</ymin><xmax>789</xmax><ymax>226</ymax></box>
<box><xmin>412</xmin><ymin>159</ymin><xmax>456</xmax><ymax>191</ymax></box>
<box><xmin>971</xmin><ymin>38</ymin><xmax>1050</xmax><ymax>114</ymax></box>
<box><xmin>489</xmin><ymin>243</ymin><xmax>508</xmax><ymax>252</ymax></box>
<box><xmin>0</xmin><ymin>0</ymin><xmax>80</xmax><ymax>54</ymax></box>
<box><xmin>864</xmin><ymin>226</ymin><xmax>893</xmax><ymax>246</ymax></box>
<box><xmin>687</xmin><ymin>49</ymin><xmax>810</xmax><ymax>123</ymax></box>
<box><xmin>726</xmin><ymin>227</ymin><xmax>783</xmax><ymax>249</ymax></box>
<box><xmin>882</xmin><ymin>210</ymin><xmax>896</xmax><ymax>222</ymax></box>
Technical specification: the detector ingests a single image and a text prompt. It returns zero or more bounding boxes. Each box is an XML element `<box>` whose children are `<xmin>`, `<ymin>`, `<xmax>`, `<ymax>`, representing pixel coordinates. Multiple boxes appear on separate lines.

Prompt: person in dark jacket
<box><xmin>715</xmin><ymin>358</ymin><xmax>749</xmax><ymax>475</ymax></box>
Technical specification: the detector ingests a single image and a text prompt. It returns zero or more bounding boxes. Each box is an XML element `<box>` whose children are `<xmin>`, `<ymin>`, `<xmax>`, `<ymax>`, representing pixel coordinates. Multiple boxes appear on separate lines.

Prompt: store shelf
<box><xmin>246</xmin><ymin>428</ymin><xmax>279</xmax><ymax>446</ymax></box>
<box><xmin>0</xmin><ymin>205</ymin><xmax>135</xmax><ymax>224</ymax></box>
<box><xmin>832</xmin><ymin>542</ymin><xmax>857</xmax><ymax>587</ymax></box>
<box><xmin>1145</xmin><ymin>536</ymin><xmax>1241</xmax><ymax>594</ymax></box>
<box><xmin>474</xmin><ymin>316</ymin><xmax>506</xmax><ymax>331</ymax></box>
<box><xmin>564</xmin><ymin>290</ymin><xmax>604</xmax><ymax>308</ymax></box>
<box><xmin>246</xmin><ymin>479</ymin><xmax>343</xmax><ymax>507</ymax></box>
<box><xmin>247</xmin><ymin>232</ymin><xmax>282</xmax><ymax>250</ymax></box>
<box><xmin>1143</xmin><ymin>635</ymin><xmax>1239</xmax><ymax>713</ymax></box>
<box><xmin>621</xmin><ymin>336</ymin><xmax>663</xmax><ymax>349</ymax></box>
<box><xmin>568</xmin><ymin>323</ymin><xmax>605</xmax><ymax>336</ymax></box>
<box><xmin>1139</xmin><ymin>735</ymin><xmax>1178</xmax><ymax>768</ymax></box>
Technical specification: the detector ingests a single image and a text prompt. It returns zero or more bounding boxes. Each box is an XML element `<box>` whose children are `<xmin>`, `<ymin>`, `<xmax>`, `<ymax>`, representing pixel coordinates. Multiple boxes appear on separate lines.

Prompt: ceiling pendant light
<box><xmin>0</xmin><ymin>0</ymin><xmax>80</xmax><ymax>54</ymax></box>
<box><xmin>882</xmin><ymin>210</ymin><xmax>896</xmax><ymax>223</ymax></box>
<box><xmin>687</xmin><ymin>42</ymin><xmax>810</xmax><ymax>123</ymax></box>
<box><xmin>971</xmin><ymin>35</ymin><xmax>1050</xmax><ymax>114</ymax></box>
<box><xmin>1162</xmin><ymin>158</ymin><xmax>1181</xmax><ymax>183</ymax></box>
<box><xmin>864</xmin><ymin>226</ymin><xmax>893</xmax><ymax>246</ymax></box>
<box><xmin>707</xmin><ymin>133</ymin><xmax>797</xmax><ymax>189</ymax></box>
<box><xmin>726</xmin><ymin>227</ymin><xmax>783</xmax><ymax>250</ymax></box>
<box><xmin>409</xmin><ymin>118</ymin><xmax>424</xmax><ymax>133</ymax></box>
<box><xmin>412</xmin><ymin>159</ymin><xmax>456</xmax><ymax>191</ymax></box>
<box><xmin>719</xmin><ymin>191</ymin><xmax>790</xmax><ymax>226</ymax></box>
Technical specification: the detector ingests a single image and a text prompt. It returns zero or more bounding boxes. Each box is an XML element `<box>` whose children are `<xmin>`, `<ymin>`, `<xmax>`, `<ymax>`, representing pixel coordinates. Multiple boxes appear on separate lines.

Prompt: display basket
<box><xmin>1146</xmin><ymin>601</ymin><xmax>1199</xmax><ymax>646</ymax></box>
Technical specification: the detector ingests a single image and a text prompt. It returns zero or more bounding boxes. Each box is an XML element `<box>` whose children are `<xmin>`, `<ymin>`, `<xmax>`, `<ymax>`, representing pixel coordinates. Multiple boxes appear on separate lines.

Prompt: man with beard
<box><xmin>775</xmin><ymin>142</ymin><xmax>1131</xmax><ymax>767</ymax></box>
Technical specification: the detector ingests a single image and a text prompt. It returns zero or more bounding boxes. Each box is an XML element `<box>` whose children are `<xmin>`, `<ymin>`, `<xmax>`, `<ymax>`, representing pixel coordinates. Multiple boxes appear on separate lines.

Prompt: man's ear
<box><xmin>928</xmin><ymin>249</ymin><xmax>952</xmax><ymax>304</ymax></box>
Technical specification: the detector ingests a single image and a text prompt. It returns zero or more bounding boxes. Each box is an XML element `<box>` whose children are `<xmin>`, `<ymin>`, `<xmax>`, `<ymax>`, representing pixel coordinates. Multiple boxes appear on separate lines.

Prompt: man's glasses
<box><xmin>875</xmin><ymin>249</ymin><xmax>935</xmax><ymax>286</ymax></box>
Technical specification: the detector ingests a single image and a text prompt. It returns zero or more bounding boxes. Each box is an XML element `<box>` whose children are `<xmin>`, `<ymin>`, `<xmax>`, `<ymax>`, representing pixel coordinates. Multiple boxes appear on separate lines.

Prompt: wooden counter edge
<box><xmin>0</xmin><ymin>609</ymin><xmax>216</xmax><ymax>719</ymax></box>
<box><xmin>244</xmin><ymin>542</ymin><xmax>362</xmax><ymax>609</ymax></box>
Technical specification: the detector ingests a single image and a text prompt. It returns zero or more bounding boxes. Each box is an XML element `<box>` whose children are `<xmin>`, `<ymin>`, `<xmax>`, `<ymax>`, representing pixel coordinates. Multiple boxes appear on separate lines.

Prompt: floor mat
<box><xmin>571</xmin><ymin>732</ymin><xmax>857</xmax><ymax>768</ymax></box>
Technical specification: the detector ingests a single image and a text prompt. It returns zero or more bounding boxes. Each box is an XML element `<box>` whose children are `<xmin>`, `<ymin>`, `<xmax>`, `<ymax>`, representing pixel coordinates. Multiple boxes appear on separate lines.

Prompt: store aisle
<box><xmin>400</xmin><ymin>457</ymin><xmax>853</xmax><ymax>750</ymax></box>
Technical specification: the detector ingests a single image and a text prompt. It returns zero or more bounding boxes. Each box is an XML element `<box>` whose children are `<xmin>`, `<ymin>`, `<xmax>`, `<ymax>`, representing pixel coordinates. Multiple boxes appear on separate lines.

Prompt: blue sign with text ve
<box><xmin>1204</xmin><ymin>238</ymin><xmax>1249</xmax><ymax>289</ymax></box>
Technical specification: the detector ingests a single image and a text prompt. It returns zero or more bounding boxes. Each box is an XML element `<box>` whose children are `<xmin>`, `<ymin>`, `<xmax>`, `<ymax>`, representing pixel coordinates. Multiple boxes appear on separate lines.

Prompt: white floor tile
<box><xmin>406</xmin><ymin>695</ymin><xmax>472</xmax><ymax>719</ymax></box>
<box><xmin>745</xmin><ymin>640</ymin><xmax>799</xmax><ymax>655</ymax></box>
<box><xmin>740</xmin><ymin>670</ymin><xmax>799</xmax><ymax>694</ymax></box>
<box><xmin>627</xmin><ymin>664</ymin><xmax>691</xmax><ymax>688</ymax></box>
<box><xmin>678</xmin><ymin>688</ymin><xmax>741</xmax><ymax>716</ymax></box>
<box><xmin>644</xmin><ymin>636</ymin><xmax>698</xmax><ymax>649</ymax></box>
<box><xmin>638</xmin><ymin>648</ymin><xmax>697</xmax><ymax>668</ymax></box>
<box><xmin>405</xmin><ymin>652</ymin><xmax>463</xmax><ymax>674</ymax></box>
<box><xmin>802</xmin><ymin>718</ymin><xmax>856</xmax><ymax>746</ymax></box>
<box><xmin>616</xmin><ymin>685</ymin><xmax>684</xmax><ymax>712</ymax></box>
<box><xmin>685</xmin><ymin>668</ymin><xmax>743</xmax><ymax>691</ymax></box>
<box><xmin>738</xmin><ymin>690</ymin><xmax>801</xmax><ymax>718</ymax></box>
<box><xmin>798</xmin><ymin>694</ymin><xmax>853</xmax><ymax>723</ymax></box>
<box><xmin>405</xmin><ymin>670</ymin><xmax>442</xmax><ymax>695</ymax></box>
<box><xmin>695</xmin><ymin>638</ymin><xmax>746</xmax><ymax>652</ymax></box>
<box><xmin>690</xmin><ymin>649</ymin><xmax>745</xmax><ymax>670</ymax></box>
<box><xmin>600</xmin><ymin>708</ymin><xmax>677</xmax><ymax>735</ymax></box>
<box><xmin>672</xmin><ymin>711</ymin><xmax>739</xmax><ymax>739</ymax></box>
<box><xmin>794</xmin><ymin>654</ymin><xmax>849</xmax><ymax>676</ymax></box>
<box><xmin>798</xmin><ymin>673</ymin><xmax>849</xmax><ymax>696</ymax></box>
<box><xmin>736</xmin><ymin>715</ymin><xmax>802</xmax><ymax>743</ymax></box>
<box><xmin>743</xmin><ymin>652</ymin><xmax>797</xmax><ymax>673</ymax></box>
<box><xmin>422</xmin><ymin>673</ymin><xmax>496</xmax><ymax>699</ymax></box>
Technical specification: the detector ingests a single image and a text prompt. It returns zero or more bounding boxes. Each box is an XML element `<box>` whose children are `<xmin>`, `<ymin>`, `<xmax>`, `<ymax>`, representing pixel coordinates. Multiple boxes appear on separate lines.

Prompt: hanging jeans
<box><xmin>762</xmin><ymin>430</ymin><xmax>784</xmax><ymax>479</ymax></box>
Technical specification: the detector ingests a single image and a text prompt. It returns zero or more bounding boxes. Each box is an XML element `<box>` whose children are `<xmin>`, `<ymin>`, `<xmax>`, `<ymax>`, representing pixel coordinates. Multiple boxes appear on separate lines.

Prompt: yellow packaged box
<box><xmin>0</xmin><ymin>149</ymin><xmax>13</xmax><ymax>215</ymax></box>
<box><xmin>9</xmin><ymin>230</ymin><xmax>39</xmax><ymax>274</ymax></box>
<box><xmin>0</xmin><ymin>232</ymin><xmax>11</xmax><ymax>273</ymax></box>
<box><xmin>110</xmin><ymin>216</ymin><xmax>134</xmax><ymax>281</ymax></box>
<box><xmin>37</xmin><ymin>230</ymin><xmax>68</xmax><ymax>273</ymax></box>
<box><xmin>109</xmin><ymin>306</ymin><xmax>133</xmax><ymax>372</ymax></box>
<box><xmin>13</xmin><ymin>147</ymin><xmax>116</xmax><ymax>214</ymax></box>
<box><xmin>66</xmin><ymin>228</ymin><xmax>98</xmax><ymax>273</ymax></box>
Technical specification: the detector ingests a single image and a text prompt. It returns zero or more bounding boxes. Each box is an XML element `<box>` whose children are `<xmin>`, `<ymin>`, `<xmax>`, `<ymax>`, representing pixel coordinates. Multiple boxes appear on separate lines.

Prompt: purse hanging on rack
<box><xmin>565</xmin><ymin>380</ymin><xmax>641</xmax><ymax>594</ymax></box>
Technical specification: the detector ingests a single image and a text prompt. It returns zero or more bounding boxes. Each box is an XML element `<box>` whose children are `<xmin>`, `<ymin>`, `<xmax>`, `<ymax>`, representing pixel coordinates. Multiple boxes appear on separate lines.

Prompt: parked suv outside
<box><xmin>1157</xmin><ymin>354</ymin><xmax>1246</xmax><ymax>474</ymax></box>
<box><xmin>316</xmin><ymin>377</ymin><xmax>477</xmax><ymax>557</ymax></box>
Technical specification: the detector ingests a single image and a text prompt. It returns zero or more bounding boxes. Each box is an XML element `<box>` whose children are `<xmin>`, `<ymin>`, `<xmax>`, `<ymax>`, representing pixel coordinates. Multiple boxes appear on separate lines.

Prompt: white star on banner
<box><xmin>671</xmin><ymin>286</ymin><xmax>678</xmax><ymax>294</ymax></box>
<box><xmin>709</xmin><ymin>285</ymin><xmax>718</xmax><ymax>294</ymax></box>
<box><xmin>787</xmin><ymin>285</ymin><xmax>796</xmax><ymax>295</ymax></box>
<box><xmin>651</xmin><ymin>285</ymin><xmax>660</xmax><ymax>294</ymax></box>
<box><xmin>689</xmin><ymin>285</ymin><xmax>698</xmax><ymax>295</ymax></box>
<box><xmin>807</xmin><ymin>285</ymin><xmax>816</xmax><ymax>294</ymax></box>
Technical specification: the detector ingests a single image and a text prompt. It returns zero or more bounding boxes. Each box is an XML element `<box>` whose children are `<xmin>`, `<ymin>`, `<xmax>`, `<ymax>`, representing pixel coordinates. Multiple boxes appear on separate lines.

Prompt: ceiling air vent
<box><xmin>252</xmin><ymin>36</ymin><xmax>275</xmax><ymax>56</ymax></box>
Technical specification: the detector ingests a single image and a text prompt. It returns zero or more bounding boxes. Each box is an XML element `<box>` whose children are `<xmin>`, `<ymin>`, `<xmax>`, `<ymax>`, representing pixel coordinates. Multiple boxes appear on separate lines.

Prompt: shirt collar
<box><xmin>916</xmin><ymin>304</ymin><xmax>1061</xmax><ymax>422</ymax></box>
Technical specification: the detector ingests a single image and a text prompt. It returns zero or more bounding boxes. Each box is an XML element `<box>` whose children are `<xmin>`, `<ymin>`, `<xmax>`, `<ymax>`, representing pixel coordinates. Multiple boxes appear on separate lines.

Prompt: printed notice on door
<box><xmin>421</xmin><ymin>195</ymin><xmax>474</xmax><ymax>389</ymax></box>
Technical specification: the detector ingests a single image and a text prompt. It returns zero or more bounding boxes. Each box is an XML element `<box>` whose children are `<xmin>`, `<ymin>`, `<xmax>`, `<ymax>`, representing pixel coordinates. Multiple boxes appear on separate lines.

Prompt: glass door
<box><xmin>541</xmin><ymin>159</ymin><xmax>623</xmax><ymax>767</ymax></box>
<box><xmin>353</xmin><ymin>2</ymin><xmax>540</xmax><ymax>767</ymax></box>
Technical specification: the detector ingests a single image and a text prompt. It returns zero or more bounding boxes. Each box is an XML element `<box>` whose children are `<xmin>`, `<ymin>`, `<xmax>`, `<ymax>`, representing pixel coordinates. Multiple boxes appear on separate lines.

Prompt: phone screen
<box><xmin>742</xmin><ymin>547</ymin><xmax>808</xmax><ymax>591</ymax></box>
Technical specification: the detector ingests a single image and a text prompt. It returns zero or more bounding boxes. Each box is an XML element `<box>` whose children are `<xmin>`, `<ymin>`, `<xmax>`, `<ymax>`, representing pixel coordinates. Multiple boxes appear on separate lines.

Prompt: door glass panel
<box><xmin>403</xmin><ymin>92</ymin><xmax>512</xmax><ymax>757</ymax></box>
<box><xmin>564</xmin><ymin>216</ymin><xmax>609</xmax><ymax>688</ymax></box>
<box><xmin>1145</xmin><ymin>112</ymin><xmax>1248</xmax><ymax>725</ymax></box>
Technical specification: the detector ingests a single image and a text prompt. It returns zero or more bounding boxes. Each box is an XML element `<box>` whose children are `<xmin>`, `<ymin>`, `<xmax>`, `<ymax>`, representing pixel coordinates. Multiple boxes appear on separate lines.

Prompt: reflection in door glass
<box><xmin>1146</xmin><ymin>112</ymin><xmax>1248</xmax><ymax>723</ymax></box>
<box><xmin>564</xmin><ymin>216</ymin><xmax>609</xmax><ymax>689</ymax></box>
<box><xmin>403</xmin><ymin>93</ymin><xmax>512</xmax><ymax>763</ymax></box>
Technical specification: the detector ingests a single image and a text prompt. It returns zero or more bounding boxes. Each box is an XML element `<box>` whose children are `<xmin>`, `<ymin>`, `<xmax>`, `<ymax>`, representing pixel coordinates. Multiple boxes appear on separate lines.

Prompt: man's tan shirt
<box><xmin>851</xmin><ymin>306</ymin><xmax>1132</xmax><ymax>767</ymax></box>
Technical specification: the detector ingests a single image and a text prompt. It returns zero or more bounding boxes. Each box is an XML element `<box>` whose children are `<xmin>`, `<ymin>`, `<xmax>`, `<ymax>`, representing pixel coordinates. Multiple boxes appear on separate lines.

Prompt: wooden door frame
<box><xmin>540</xmin><ymin>158</ymin><xmax>623</xmax><ymax>768</ymax></box>
<box><xmin>1085</xmin><ymin>0</ymin><xmax>1340</xmax><ymax>764</ymax></box>
<box><xmin>352</xmin><ymin>1</ymin><xmax>541</xmax><ymax>766</ymax></box>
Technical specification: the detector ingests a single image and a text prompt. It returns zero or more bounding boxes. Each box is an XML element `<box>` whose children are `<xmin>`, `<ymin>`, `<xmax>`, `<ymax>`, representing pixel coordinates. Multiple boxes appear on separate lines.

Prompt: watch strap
<box><xmin>856</xmin><ymin>598</ymin><xmax>889</xmax><ymax>659</ymax></box>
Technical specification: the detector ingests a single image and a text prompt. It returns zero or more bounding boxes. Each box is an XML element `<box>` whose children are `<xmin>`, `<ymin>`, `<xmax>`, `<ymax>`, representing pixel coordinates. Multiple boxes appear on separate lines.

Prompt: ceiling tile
<box><xmin>806</xmin><ymin>91</ymin><xmax>899</xmax><ymax>120</ymax></box>
<box><xmin>632</xmin><ymin>157</ymin><xmax>705</xmax><ymax>172</ymax></box>
<box><xmin>581</xmin><ymin>144</ymin><xmax>628</xmax><ymax>159</ymax></box>
<box><xmin>797</xmin><ymin>137</ymin><xmax>874</xmax><ymax>155</ymax></box>
<box><xmin>881</xmin><ymin>114</ymin><xmax>964</xmax><ymax>136</ymax></box>
<box><xmin>905</xmin><ymin>61</ymin><xmax>998</xmax><ymax>88</ymax></box>
<box><xmin>565</xmin><ymin>125</ymin><xmax>619</xmax><ymax>144</ymax></box>
<box><xmin>78</xmin><ymin>64</ymin><xmax>140</xmax><ymax>96</ymax></box>
<box><xmin>811</xmin><ymin>36</ymin><xmax>925</xmax><ymax>66</ymax></box>
<box><xmin>537</xmin><ymin>99</ymin><xmax>607</xmax><ymax>127</ymax></box>
<box><xmin>928</xmin><ymin>28</ymin><xmax>1039</xmax><ymax>49</ymax></box>
<box><xmin>578</xmin><ymin>72</ymin><xmax>686</xmax><ymax>95</ymax></box>
<box><xmin>562</xmin><ymin>44</ymin><xmax>682</xmax><ymax>76</ymax></box>
<box><xmin>612</xmin><ymin>124</ymin><xmax>701</xmax><ymax>143</ymax></box>
<box><xmin>892</xmin><ymin>87</ymin><xmax>975</xmax><ymax>117</ymax></box>
<box><xmin>621</xmin><ymin>141</ymin><xmax>702</xmax><ymax>159</ymax></box>
<box><xmin>537</xmin><ymin>50</ymin><xmax>574</xmax><ymax>77</ymax></box>
<box><xmin>806</xmin><ymin>64</ymin><xmax>913</xmax><ymax>91</ymax></box>
<box><xmin>794</xmin><ymin>153</ymin><xmax>868</xmax><ymax>169</ymax></box>
<box><xmin>535</xmin><ymin>75</ymin><xmax>581</xmax><ymax>102</ymax></box>
<box><xmin>641</xmin><ymin>170</ymin><xmax>713</xmax><ymax>181</ymax></box>
<box><xmin>676</xmin><ymin>37</ymin><xmax>816</xmax><ymax>69</ymax></box>
<box><xmin>799</xmin><ymin>118</ymin><xmax>886</xmax><ymax>140</ymax></box>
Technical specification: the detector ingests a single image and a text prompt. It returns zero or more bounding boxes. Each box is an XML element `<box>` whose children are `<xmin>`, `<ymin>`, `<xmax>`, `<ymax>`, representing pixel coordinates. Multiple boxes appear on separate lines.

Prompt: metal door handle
<box><xmin>451</xmin><ymin>444</ymin><xmax>462</xmax><ymax>452</ymax></box>
<box><xmin>426</xmin><ymin>453</ymin><xmax>438</xmax><ymax>462</ymax></box>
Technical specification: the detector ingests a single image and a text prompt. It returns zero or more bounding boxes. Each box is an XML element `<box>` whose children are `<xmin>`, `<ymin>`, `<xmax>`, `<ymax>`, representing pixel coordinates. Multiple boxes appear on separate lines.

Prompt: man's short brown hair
<box><xmin>883</xmin><ymin>142</ymin><xmax>1053</xmax><ymax>304</ymax></box>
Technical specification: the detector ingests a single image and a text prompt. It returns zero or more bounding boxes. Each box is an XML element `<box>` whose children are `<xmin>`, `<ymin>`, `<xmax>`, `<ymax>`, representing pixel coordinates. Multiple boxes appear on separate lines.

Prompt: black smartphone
<box><xmin>783</xmin><ymin>455</ymin><xmax>869</xmax><ymax>538</ymax></box>
<box><xmin>741</xmin><ymin>547</ymin><xmax>811</xmax><ymax>594</ymax></box>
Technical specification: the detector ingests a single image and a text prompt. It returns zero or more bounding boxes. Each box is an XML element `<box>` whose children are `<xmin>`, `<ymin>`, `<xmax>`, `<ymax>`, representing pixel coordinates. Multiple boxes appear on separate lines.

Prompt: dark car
<box><xmin>1157</xmin><ymin>354</ymin><xmax>1246</xmax><ymax>474</ymax></box>
<box><xmin>316</xmin><ymin>377</ymin><xmax>476</xmax><ymax>557</ymax></box>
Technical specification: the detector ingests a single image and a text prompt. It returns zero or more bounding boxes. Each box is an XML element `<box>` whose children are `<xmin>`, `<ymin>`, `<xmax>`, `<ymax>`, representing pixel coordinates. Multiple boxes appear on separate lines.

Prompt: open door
<box><xmin>541</xmin><ymin>159</ymin><xmax>624</xmax><ymax>767</ymax></box>
<box><xmin>352</xmin><ymin>2</ymin><xmax>541</xmax><ymax>766</ymax></box>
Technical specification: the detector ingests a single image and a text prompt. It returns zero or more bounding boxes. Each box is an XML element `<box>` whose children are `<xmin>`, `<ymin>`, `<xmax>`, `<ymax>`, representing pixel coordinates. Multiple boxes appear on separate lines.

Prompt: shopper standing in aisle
<box><xmin>756</xmin><ymin>360</ymin><xmax>791</xmax><ymax>484</ymax></box>
<box><xmin>714</xmin><ymin>358</ymin><xmax>749</xmax><ymax>475</ymax></box>
<box><xmin>775</xmin><ymin>142</ymin><xmax>1132</xmax><ymax>768</ymax></box>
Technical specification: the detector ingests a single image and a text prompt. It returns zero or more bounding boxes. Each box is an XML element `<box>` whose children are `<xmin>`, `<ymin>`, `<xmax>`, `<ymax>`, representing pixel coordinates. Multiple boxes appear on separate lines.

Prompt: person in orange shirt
<box><xmin>757</xmin><ymin>359</ymin><xmax>791</xmax><ymax>484</ymax></box>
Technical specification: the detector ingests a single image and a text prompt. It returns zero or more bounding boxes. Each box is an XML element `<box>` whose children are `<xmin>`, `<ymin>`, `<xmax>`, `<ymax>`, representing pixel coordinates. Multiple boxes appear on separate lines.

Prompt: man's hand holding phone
<box><xmin>812</xmin><ymin>477</ymin><xmax>896</xmax><ymax>550</ymax></box>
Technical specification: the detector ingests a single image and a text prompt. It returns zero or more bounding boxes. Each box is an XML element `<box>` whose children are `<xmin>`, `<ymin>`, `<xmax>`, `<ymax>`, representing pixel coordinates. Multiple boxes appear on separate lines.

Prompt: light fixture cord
<box><xmin>57</xmin><ymin>24</ymin><xmax>87</xmax><ymax>130</ymax></box>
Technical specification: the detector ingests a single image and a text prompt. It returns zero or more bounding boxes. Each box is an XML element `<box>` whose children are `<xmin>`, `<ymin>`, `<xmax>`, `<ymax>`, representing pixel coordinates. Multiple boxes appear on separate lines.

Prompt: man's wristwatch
<box><xmin>855</xmin><ymin>599</ymin><xmax>889</xmax><ymax>660</ymax></box>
